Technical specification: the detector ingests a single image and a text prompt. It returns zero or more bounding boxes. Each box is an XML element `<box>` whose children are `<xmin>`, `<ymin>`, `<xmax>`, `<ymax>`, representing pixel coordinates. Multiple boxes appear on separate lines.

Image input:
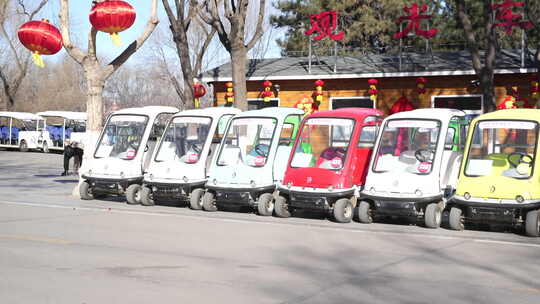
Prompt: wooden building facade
<box><xmin>202</xmin><ymin>50</ymin><xmax>538</xmax><ymax>115</ymax></box>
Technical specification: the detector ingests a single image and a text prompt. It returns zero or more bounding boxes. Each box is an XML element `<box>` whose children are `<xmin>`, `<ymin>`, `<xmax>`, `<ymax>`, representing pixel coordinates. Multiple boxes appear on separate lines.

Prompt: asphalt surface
<box><xmin>0</xmin><ymin>150</ymin><xmax>539</xmax><ymax>304</ymax></box>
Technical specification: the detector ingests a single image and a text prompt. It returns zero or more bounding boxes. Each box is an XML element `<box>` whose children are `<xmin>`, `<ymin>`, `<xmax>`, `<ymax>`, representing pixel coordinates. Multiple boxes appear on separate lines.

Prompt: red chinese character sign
<box><xmin>492</xmin><ymin>0</ymin><xmax>533</xmax><ymax>35</ymax></box>
<box><xmin>394</xmin><ymin>4</ymin><xmax>438</xmax><ymax>39</ymax></box>
<box><xmin>304</xmin><ymin>11</ymin><xmax>344</xmax><ymax>41</ymax></box>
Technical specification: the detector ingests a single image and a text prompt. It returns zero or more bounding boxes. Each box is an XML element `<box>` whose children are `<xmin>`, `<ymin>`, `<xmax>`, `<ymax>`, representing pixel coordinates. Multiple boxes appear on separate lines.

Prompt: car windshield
<box><xmin>465</xmin><ymin>120</ymin><xmax>537</xmax><ymax>179</ymax></box>
<box><xmin>94</xmin><ymin>115</ymin><xmax>148</xmax><ymax>159</ymax></box>
<box><xmin>155</xmin><ymin>116</ymin><xmax>212</xmax><ymax>163</ymax></box>
<box><xmin>217</xmin><ymin>117</ymin><xmax>277</xmax><ymax>167</ymax></box>
<box><xmin>373</xmin><ymin>119</ymin><xmax>441</xmax><ymax>174</ymax></box>
<box><xmin>291</xmin><ymin>118</ymin><xmax>354</xmax><ymax>170</ymax></box>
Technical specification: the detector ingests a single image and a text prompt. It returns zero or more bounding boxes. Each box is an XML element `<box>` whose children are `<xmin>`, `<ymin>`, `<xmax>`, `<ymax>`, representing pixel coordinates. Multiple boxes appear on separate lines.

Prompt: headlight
<box><xmin>516</xmin><ymin>195</ymin><xmax>525</xmax><ymax>203</ymax></box>
<box><xmin>287</xmin><ymin>181</ymin><xmax>292</xmax><ymax>189</ymax></box>
<box><xmin>183</xmin><ymin>176</ymin><xmax>188</xmax><ymax>183</ymax></box>
<box><xmin>250</xmin><ymin>180</ymin><xmax>256</xmax><ymax>188</ymax></box>
<box><xmin>415</xmin><ymin>189</ymin><xmax>422</xmax><ymax>197</ymax></box>
<box><xmin>87</xmin><ymin>169</ymin><xmax>92</xmax><ymax>176</ymax></box>
<box><xmin>213</xmin><ymin>178</ymin><xmax>217</xmax><ymax>185</ymax></box>
<box><xmin>327</xmin><ymin>185</ymin><xmax>334</xmax><ymax>192</ymax></box>
<box><xmin>464</xmin><ymin>192</ymin><xmax>471</xmax><ymax>200</ymax></box>
<box><xmin>120</xmin><ymin>171</ymin><xmax>125</xmax><ymax>178</ymax></box>
<box><xmin>370</xmin><ymin>187</ymin><xmax>376</xmax><ymax>194</ymax></box>
<box><xmin>149</xmin><ymin>174</ymin><xmax>153</xmax><ymax>180</ymax></box>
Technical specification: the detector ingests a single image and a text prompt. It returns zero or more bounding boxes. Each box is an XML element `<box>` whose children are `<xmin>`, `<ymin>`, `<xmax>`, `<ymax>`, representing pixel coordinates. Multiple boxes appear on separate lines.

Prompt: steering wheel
<box><xmin>191</xmin><ymin>143</ymin><xmax>202</xmax><ymax>154</ymax></box>
<box><xmin>508</xmin><ymin>152</ymin><xmax>533</xmax><ymax>168</ymax></box>
<box><xmin>414</xmin><ymin>148</ymin><xmax>435</xmax><ymax>163</ymax></box>
<box><xmin>254</xmin><ymin>144</ymin><xmax>269</xmax><ymax>157</ymax></box>
<box><xmin>128</xmin><ymin>140</ymin><xmax>140</xmax><ymax>149</ymax></box>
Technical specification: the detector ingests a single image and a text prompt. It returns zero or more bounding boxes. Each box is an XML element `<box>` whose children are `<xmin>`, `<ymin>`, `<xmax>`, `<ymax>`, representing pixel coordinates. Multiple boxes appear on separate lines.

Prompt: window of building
<box><xmin>247</xmin><ymin>98</ymin><xmax>279</xmax><ymax>110</ymax></box>
<box><xmin>432</xmin><ymin>95</ymin><xmax>483</xmax><ymax>115</ymax></box>
<box><xmin>330</xmin><ymin>97</ymin><xmax>375</xmax><ymax>110</ymax></box>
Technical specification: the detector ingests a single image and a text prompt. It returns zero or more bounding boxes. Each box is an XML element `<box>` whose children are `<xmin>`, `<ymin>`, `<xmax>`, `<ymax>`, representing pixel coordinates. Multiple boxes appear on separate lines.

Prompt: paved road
<box><xmin>1</xmin><ymin>151</ymin><xmax>539</xmax><ymax>303</ymax></box>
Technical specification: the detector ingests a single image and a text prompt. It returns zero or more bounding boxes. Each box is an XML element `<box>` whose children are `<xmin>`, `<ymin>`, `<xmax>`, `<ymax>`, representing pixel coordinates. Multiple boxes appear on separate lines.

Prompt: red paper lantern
<box><xmin>17</xmin><ymin>19</ymin><xmax>62</xmax><ymax>68</ymax></box>
<box><xmin>313</xmin><ymin>80</ymin><xmax>325</xmax><ymax>102</ymax></box>
<box><xmin>89</xmin><ymin>1</ymin><xmax>136</xmax><ymax>46</ymax></box>
<box><xmin>225</xmin><ymin>82</ymin><xmax>234</xmax><ymax>104</ymax></box>
<box><xmin>367</xmin><ymin>79</ymin><xmax>378</xmax><ymax>102</ymax></box>
<box><xmin>261</xmin><ymin>80</ymin><xmax>273</xmax><ymax>102</ymax></box>
<box><xmin>193</xmin><ymin>83</ymin><xmax>206</xmax><ymax>108</ymax></box>
<box><xmin>390</xmin><ymin>96</ymin><xmax>414</xmax><ymax>114</ymax></box>
<box><xmin>416</xmin><ymin>77</ymin><xmax>427</xmax><ymax>94</ymax></box>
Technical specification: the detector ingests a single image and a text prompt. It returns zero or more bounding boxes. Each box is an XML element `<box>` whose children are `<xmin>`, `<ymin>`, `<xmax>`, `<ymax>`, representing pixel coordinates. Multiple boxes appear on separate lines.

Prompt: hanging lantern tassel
<box><xmin>32</xmin><ymin>51</ymin><xmax>45</xmax><ymax>68</ymax></box>
<box><xmin>110</xmin><ymin>33</ymin><xmax>122</xmax><ymax>46</ymax></box>
<box><xmin>368</xmin><ymin>79</ymin><xmax>378</xmax><ymax>103</ymax></box>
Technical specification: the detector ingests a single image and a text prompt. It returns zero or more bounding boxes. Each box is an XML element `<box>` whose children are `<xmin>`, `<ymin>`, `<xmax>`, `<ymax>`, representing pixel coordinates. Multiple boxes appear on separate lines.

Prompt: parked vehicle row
<box><xmin>77</xmin><ymin>106</ymin><xmax>540</xmax><ymax>237</ymax></box>
<box><xmin>0</xmin><ymin>111</ymin><xmax>87</xmax><ymax>152</ymax></box>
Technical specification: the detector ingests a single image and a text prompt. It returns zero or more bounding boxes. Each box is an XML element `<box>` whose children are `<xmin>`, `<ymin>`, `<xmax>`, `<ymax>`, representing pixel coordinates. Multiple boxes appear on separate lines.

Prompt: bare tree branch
<box><xmin>59</xmin><ymin>0</ymin><xmax>86</xmax><ymax>64</ymax></box>
<box><xmin>194</xmin><ymin>27</ymin><xmax>217</xmax><ymax>76</ymax></box>
<box><xmin>246</xmin><ymin>0</ymin><xmax>266</xmax><ymax>50</ymax></box>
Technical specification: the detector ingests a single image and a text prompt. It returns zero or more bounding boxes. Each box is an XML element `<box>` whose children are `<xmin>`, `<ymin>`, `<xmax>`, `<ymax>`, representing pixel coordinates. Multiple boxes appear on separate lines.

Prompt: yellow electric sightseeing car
<box><xmin>448</xmin><ymin>109</ymin><xmax>540</xmax><ymax>237</ymax></box>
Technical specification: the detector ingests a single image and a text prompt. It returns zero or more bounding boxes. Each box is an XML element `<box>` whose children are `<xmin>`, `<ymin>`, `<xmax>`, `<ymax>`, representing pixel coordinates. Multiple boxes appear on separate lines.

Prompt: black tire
<box><xmin>525</xmin><ymin>210</ymin><xmax>540</xmax><ymax>237</ymax></box>
<box><xmin>449</xmin><ymin>207</ymin><xmax>464</xmax><ymax>231</ymax></box>
<box><xmin>202</xmin><ymin>191</ymin><xmax>217</xmax><ymax>212</ymax></box>
<box><xmin>42</xmin><ymin>142</ymin><xmax>49</xmax><ymax>153</ymax></box>
<box><xmin>126</xmin><ymin>184</ymin><xmax>142</xmax><ymax>205</ymax></box>
<box><xmin>79</xmin><ymin>181</ymin><xmax>93</xmax><ymax>200</ymax></box>
<box><xmin>189</xmin><ymin>188</ymin><xmax>205</xmax><ymax>210</ymax></box>
<box><xmin>19</xmin><ymin>140</ymin><xmax>28</xmax><ymax>152</ymax></box>
<box><xmin>333</xmin><ymin>198</ymin><xmax>353</xmax><ymax>223</ymax></box>
<box><xmin>357</xmin><ymin>201</ymin><xmax>373</xmax><ymax>224</ymax></box>
<box><xmin>274</xmin><ymin>195</ymin><xmax>290</xmax><ymax>218</ymax></box>
<box><xmin>257</xmin><ymin>193</ymin><xmax>274</xmax><ymax>216</ymax></box>
<box><xmin>140</xmin><ymin>186</ymin><xmax>155</xmax><ymax>206</ymax></box>
<box><xmin>425</xmin><ymin>203</ymin><xmax>442</xmax><ymax>229</ymax></box>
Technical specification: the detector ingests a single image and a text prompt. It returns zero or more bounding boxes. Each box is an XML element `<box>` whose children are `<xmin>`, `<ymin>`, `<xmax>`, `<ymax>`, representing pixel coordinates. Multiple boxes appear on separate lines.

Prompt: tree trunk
<box><xmin>230</xmin><ymin>46</ymin><xmax>248</xmax><ymax>110</ymax></box>
<box><xmin>536</xmin><ymin>48</ymin><xmax>540</xmax><ymax>107</ymax></box>
<box><xmin>86</xmin><ymin>76</ymin><xmax>105</xmax><ymax>132</ymax></box>
<box><xmin>479</xmin><ymin>69</ymin><xmax>496</xmax><ymax>112</ymax></box>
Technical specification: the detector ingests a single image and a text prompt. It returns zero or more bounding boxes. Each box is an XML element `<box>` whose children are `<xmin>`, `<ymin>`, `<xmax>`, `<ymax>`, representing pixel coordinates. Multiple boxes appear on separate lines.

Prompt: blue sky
<box><xmin>33</xmin><ymin>0</ymin><xmax>283</xmax><ymax>67</ymax></box>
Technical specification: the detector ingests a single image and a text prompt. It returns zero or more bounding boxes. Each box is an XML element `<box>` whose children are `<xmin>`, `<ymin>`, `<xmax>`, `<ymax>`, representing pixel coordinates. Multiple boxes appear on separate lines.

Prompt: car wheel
<box><xmin>257</xmin><ymin>193</ymin><xmax>274</xmax><ymax>216</ymax></box>
<box><xmin>449</xmin><ymin>207</ymin><xmax>464</xmax><ymax>231</ymax></box>
<box><xmin>425</xmin><ymin>203</ymin><xmax>442</xmax><ymax>229</ymax></box>
<box><xmin>525</xmin><ymin>210</ymin><xmax>540</xmax><ymax>237</ymax></box>
<box><xmin>274</xmin><ymin>195</ymin><xmax>290</xmax><ymax>218</ymax></box>
<box><xmin>126</xmin><ymin>184</ymin><xmax>142</xmax><ymax>205</ymax></box>
<box><xmin>79</xmin><ymin>181</ymin><xmax>93</xmax><ymax>200</ymax></box>
<box><xmin>333</xmin><ymin>198</ymin><xmax>353</xmax><ymax>223</ymax></box>
<box><xmin>140</xmin><ymin>186</ymin><xmax>155</xmax><ymax>206</ymax></box>
<box><xmin>202</xmin><ymin>191</ymin><xmax>217</xmax><ymax>212</ymax></box>
<box><xmin>19</xmin><ymin>140</ymin><xmax>28</xmax><ymax>152</ymax></box>
<box><xmin>189</xmin><ymin>188</ymin><xmax>205</xmax><ymax>210</ymax></box>
<box><xmin>357</xmin><ymin>201</ymin><xmax>373</xmax><ymax>224</ymax></box>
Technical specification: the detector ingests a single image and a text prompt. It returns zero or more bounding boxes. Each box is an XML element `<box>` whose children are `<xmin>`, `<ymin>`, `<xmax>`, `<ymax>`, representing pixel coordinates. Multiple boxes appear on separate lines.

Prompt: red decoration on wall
<box><xmin>394</xmin><ymin>4</ymin><xmax>438</xmax><ymax>39</ymax></box>
<box><xmin>390</xmin><ymin>96</ymin><xmax>414</xmax><ymax>114</ymax></box>
<box><xmin>17</xmin><ymin>19</ymin><xmax>62</xmax><ymax>68</ymax></box>
<box><xmin>530</xmin><ymin>74</ymin><xmax>539</xmax><ymax>100</ymax></box>
<box><xmin>313</xmin><ymin>80</ymin><xmax>325</xmax><ymax>102</ymax></box>
<box><xmin>89</xmin><ymin>1</ymin><xmax>136</xmax><ymax>46</ymax></box>
<box><xmin>295</xmin><ymin>96</ymin><xmax>318</xmax><ymax>117</ymax></box>
<box><xmin>367</xmin><ymin>79</ymin><xmax>378</xmax><ymax>102</ymax></box>
<box><xmin>225</xmin><ymin>82</ymin><xmax>234</xmax><ymax>104</ymax></box>
<box><xmin>193</xmin><ymin>83</ymin><xmax>206</xmax><ymax>108</ymax></box>
<box><xmin>416</xmin><ymin>77</ymin><xmax>427</xmax><ymax>95</ymax></box>
<box><xmin>304</xmin><ymin>11</ymin><xmax>344</xmax><ymax>41</ymax></box>
<box><xmin>261</xmin><ymin>80</ymin><xmax>273</xmax><ymax>102</ymax></box>
<box><xmin>492</xmin><ymin>0</ymin><xmax>533</xmax><ymax>34</ymax></box>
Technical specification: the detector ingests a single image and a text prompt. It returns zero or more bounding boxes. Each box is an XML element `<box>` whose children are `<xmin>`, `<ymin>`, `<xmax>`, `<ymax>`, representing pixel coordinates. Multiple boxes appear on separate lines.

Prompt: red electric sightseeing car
<box><xmin>275</xmin><ymin>108</ymin><xmax>383</xmax><ymax>223</ymax></box>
